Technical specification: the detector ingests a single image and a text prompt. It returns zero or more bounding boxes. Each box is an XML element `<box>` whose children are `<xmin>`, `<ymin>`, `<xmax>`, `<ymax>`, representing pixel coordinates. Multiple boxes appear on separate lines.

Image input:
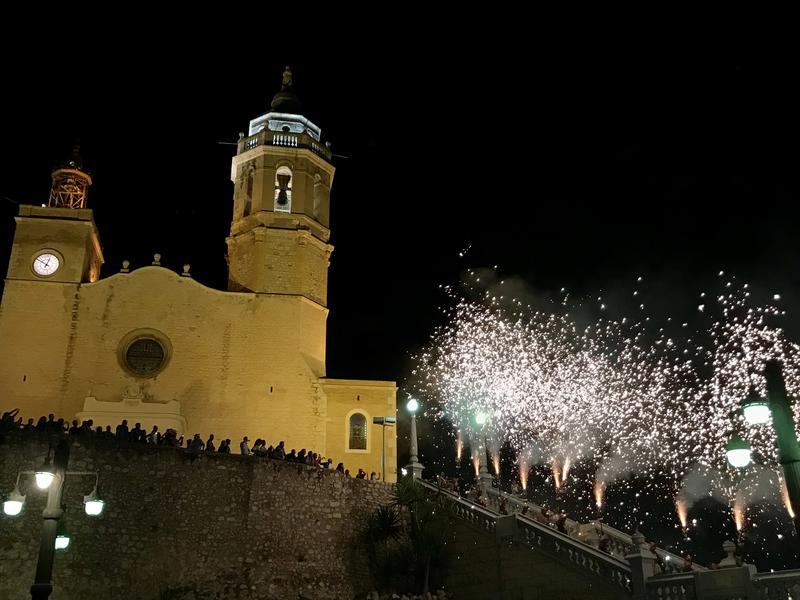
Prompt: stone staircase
<box><xmin>416</xmin><ymin>478</ymin><xmax>800</xmax><ymax>599</ymax></box>
<box><xmin>417</xmin><ymin>478</ymin><xmax>634</xmax><ymax>597</ymax></box>
<box><xmin>482</xmin><ymin>484</ymin><xmax>704</xmax><ymax>575</ymax></box>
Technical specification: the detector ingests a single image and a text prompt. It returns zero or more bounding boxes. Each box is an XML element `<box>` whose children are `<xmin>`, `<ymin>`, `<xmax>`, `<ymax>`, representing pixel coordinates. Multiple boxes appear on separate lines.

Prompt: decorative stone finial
<box><xmin>182</xmin><ymin>264</ymin><xmax>191</xmax><ymax>277</ymax></box>
<box><xmin>631</xmin><ymin>530</ymin><xmax>645</xmax><ymax>547</ymax></box>
<box><xmin>152</xmin><ymin>253</ymin><xmax>161</xmax><ymax>266</ymax></box>
<box><xmin>121</xmin><ymin>260</ymin><xmax>130</xmax><ymax>273</ymax></box>
<box><xmin>270</xmin><ymin>66</ymin><xmax>302</xmax><ymax>113</ymax></box>
<box><xmin>281</xmin><ymin>65</ymin><xmax>293</xmax><ymax>90</ymax></box>
<box><xmin>719</xmin><ymin>540</ymin><xmax>738</xmax><ymax>567</ymax></box>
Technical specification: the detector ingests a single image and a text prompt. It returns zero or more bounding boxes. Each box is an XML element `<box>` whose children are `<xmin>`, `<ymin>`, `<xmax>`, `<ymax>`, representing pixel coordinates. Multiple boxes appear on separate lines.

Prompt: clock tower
<box><xmin>6</xmin><ymin>144</ymin><xmax>104</xmax><ymax>285</ymax></box>
<box><xmin>226</xmin><ymin>67</ymin><xmax>334</xmax><ymax>307</ymax></box>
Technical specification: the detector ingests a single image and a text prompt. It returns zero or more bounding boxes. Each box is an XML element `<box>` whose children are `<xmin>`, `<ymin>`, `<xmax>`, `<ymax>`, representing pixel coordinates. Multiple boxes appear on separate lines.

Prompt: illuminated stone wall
<box><xmin>0</xmin><ymin>433</ymin><xmax>393</xmax><ymax>600</ymax></box>
<box><xmin>0</xmin><ymin>265</ymin><xmax>397</xmax><ymax>481</ymax></box>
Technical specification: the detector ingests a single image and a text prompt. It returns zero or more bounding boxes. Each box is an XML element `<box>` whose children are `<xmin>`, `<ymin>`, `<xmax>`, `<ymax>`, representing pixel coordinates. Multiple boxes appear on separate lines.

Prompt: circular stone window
<box><xmin>118</xmin><ymin>329</ymin><xmax>172</xmax><ymax>378</ymax></box>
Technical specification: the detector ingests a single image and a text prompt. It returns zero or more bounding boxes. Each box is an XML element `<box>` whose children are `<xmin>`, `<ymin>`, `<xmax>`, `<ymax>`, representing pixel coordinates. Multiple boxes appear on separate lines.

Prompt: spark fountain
<box><xmin>413</xmin><ymin>276</ymin><xmax>800</xmax><ymax>560</ymax></box>
<box><xmin>594</xmin><ymin>479</ymin><xmax>605</xmax><ymax>512</ymax></box>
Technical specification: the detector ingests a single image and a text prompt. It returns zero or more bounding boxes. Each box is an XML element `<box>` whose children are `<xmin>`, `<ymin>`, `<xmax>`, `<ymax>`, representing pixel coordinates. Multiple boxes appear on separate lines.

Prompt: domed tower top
<box><xmin>48</xmin><ymin>142</ymin><xmax>92</xmax><ymax>209</ymax></box>
<box><xmin>269</xmin><ymin>66</ymin><xmax>303</xmax><ymax>114</ymax></box>
<box><xmin>243</xmin><ymin>66</ymin><xmax>325</xmax><ymax>152</ymax></box>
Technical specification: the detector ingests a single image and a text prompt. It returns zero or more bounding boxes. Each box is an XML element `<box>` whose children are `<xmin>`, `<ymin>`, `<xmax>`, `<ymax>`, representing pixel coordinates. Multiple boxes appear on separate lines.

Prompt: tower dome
<box><xmin>269</xmin><ymin>66</ymin><xmax>303</xmax><ymax>114</ymax></box>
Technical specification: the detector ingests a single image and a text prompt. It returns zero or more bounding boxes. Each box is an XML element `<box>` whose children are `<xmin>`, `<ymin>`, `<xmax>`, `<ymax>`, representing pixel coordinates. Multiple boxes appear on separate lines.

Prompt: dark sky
<box><xmin>2</xmin><ymin>39</ymin><xmax>799</xmax><ymax>386</ymax></box>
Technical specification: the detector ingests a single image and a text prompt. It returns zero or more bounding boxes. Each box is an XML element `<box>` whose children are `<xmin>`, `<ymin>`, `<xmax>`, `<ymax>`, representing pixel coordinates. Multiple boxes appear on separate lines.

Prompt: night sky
<box><xmin>2</xmin><ymin>37</ymin><xmax>800</xmax><ymax>568</ymax></box>
<box><xmin>3</xmin><ymin>47</ymin><xmax>799</xmax><ymax>380</ymax></box>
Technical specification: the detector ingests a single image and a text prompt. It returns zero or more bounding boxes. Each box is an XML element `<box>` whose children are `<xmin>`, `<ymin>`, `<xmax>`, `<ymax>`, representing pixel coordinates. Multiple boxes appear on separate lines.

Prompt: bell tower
<box><xmin>226</xmin><ymin>67</ymin><xmax>335</xmax><ymax>307</ymax></box>
<box><xmin>6</xmin><ymin>144</ymin><xmax>104</xmax><ymax>284</ymax></box>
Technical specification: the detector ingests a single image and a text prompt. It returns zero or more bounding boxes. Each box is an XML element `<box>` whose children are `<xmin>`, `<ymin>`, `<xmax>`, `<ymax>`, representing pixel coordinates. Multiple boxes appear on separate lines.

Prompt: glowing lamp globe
<box><xmin>741</xmin><ymin>388</ymin><xmax>770</xmax><ymax>426</ymax></box>
<box><xmin>54</xmin><ymin>533</ymin><xmax>70</xmax><ymax>551</ymax></box>
<box><xmin>406</xmin><ymin>398</ymin><xmax>420</xmax><ymax>413</ymax></box>
<box><xmin>3</xmin><ymin>499</ymin><xmax>24</xmax><ymax>516</ymax></box>
<box><xmin>35</xmin><ymin>470</ymin><xmax>54</xmax><ymax>490</ymax></box>
<box><xmin>3</xmin><ymin>486</ymin><xmax>25</xmax><ymax>516</ymax></box>
<box><xmin>84</xmin><ymin>488</ymin><xmax>105</xmax><ymax>516</ymax></box>
<box><xmin>475</xmin><ymin>412</ymin><xmax>488</xmax><ymax>426</ymax></box>
<box><xmin>725</xmin><ymin>435</ymin><xmax>752</xmax><ymax>468</ymax></box>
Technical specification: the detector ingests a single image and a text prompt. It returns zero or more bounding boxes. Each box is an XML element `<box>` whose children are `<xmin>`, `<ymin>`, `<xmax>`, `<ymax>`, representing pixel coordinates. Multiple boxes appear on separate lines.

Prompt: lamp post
<box><xmin>372</xmin><ymin>416</ymin><xmax>397</xmax><ymax>481</ymax></box>
<box><xmin>406</xmin><ymin>398</ymin><xmax>424</xmax><ymax>480</ymax></box>
<box><xmin>30</xmin><ymin>437</ymin><xmax>69</xmax><ymax>600</ymax></box>
<box><xmin>1</xmin><ymin>437</ymin><xmax>104</xmax><ymax>599</ymax></box>
<box><xmin>733</xmin><ymin>359</ymin><xmax>800</xmax><ymax>538</ymax></box>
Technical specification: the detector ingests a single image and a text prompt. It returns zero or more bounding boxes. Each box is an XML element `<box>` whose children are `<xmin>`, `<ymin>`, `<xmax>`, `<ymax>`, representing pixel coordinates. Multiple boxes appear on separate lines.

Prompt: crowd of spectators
<box><xmin>0</xmin><ymin>408</ymin><xmax>380</xmax><ymax>480</ymax></box>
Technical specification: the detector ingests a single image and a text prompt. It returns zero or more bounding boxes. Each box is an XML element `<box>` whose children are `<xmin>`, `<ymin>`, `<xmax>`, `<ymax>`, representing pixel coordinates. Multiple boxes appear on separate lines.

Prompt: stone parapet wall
<box><xmin>0</xmin><ymin>432</ymin><xmax>392</xmax><ymax>600</ymax></box>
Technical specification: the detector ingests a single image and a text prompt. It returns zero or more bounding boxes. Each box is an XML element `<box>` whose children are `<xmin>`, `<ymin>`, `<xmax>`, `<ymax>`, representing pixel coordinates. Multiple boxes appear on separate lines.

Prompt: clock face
<box><xmin>32</xmin><ymin>253</ymin><xmax>60</xmax><ymax>277</ymax></box>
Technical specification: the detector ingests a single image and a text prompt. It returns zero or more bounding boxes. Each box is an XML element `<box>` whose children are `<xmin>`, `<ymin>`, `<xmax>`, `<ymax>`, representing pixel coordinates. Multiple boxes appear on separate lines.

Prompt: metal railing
<box><xmin>237</xmin><ymin>129</ymin><xmax>332</xmax><ymax>161</ymax></box>
<box><xmin>481</xmin><ymin>484</ymin><xmax>704</xmax><ymax>573</ymax></box>
<box><xmin>417</xmin><ymin>479</ymin><xmax>631</xmax><ymax>593</ymax></box>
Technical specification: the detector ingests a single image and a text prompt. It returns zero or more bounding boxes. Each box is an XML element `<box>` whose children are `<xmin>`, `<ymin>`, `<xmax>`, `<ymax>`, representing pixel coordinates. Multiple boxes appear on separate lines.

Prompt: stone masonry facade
<box><xmin>0</xmin><ymin>432</ymin><xmax>393</xmax><ymax>600</ymax></box>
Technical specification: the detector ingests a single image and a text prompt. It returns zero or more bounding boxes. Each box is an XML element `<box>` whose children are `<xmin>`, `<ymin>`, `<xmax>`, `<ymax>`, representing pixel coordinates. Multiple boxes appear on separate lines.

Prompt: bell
<box><xmin>276</xmin><ymin>173</ymin><xmax>291</xmax><ymax>206</ymax></box>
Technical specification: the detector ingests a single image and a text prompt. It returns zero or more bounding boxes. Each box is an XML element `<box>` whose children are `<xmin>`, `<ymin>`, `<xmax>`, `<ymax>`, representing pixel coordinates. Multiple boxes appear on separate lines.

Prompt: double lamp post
<box><xmin>726</xmin><ymin>359</ymin><xmax>800</xmax><ymax>538</ymax></box>
<box><xmin>3</xmin><ymin>437</ymin><xmax>105</xmax><ymax>600</ymax></box>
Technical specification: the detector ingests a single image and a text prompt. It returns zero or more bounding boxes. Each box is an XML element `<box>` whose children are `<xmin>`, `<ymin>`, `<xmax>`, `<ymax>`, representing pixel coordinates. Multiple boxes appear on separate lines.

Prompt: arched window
<box><xmin>312</xmin><ymin>173</ymin><xmax>322</xmax><ymax>218</ymax></box>
<box><xmin>348</xmin><ymin>413</ymin><xmax>367</xmax><ymax>450</ymax></box>
<box><xmin>274</xmin><ymin>166</ymin><xmax>292</xmax><ymax>213</ymax></box>
<box><xmin>244</xmin><ymin>170</ymin><xmax>253</xmax><ymax>216</ymax></box>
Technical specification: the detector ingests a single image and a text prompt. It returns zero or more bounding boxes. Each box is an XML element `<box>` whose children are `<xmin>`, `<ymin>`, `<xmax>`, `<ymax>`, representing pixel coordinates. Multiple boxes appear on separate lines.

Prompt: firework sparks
<box><xmin>492</xmin><ymin>450</ymin><xmax>501</xmax><ymax>477</ymax></box>
<box><xmin>553</xmin><ymin>462</ymin><xmax>562</xmax><ymax>491</ymax></box>
<box><xmin>780</xmin><ymin>477</ymin><xmax>795</xmax><ymax>519</ymax></box>
<box><xmin>456</xmin><ymin>430</ymin><xmax>464</xmax><ymax>462</ymax></box>
<box><xmin>733</xmin><ymin>492</ymin><xmax>746</xmax><ymax>532</ymax></box>
<box><xmin>412</xmin><ymin>277</ymin><xmax>800</xmax><ymax>553</ymax></box>
<box><xmin>675</xmin><ymin>496</ymin><xmax>688</xmax><ymax>530</ymax></box>
<box><xmin>594</xmin><ymin>479</ymin><xmax>605</xmax><ymax>510</ymax></box>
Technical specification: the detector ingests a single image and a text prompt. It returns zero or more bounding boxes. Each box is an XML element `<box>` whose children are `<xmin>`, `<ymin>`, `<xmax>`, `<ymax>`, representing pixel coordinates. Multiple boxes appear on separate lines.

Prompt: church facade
<box><xmin>0</xmin><ymin>70</ymin><xmax>397</xmax><ymax>481</ymax></box>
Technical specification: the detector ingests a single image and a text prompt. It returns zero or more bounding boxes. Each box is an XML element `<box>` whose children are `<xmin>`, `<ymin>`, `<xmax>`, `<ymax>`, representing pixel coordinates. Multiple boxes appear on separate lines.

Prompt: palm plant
<box><xmin>392</xmin><ymin>476</ymin><xmax>456</xmax><ymax>594</ymax></box>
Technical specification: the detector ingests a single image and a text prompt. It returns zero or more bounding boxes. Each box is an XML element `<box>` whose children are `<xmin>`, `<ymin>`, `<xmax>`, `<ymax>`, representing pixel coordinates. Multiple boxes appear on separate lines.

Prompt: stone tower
<box><xmin>226</xmin><ymin>66</ymin><xmax>335</xmax><ymax>307</ymax></box>
<box><xmin>5</xmin><ymin>145</ymin><xmax>104</xmax><ymax>285</ymax></box>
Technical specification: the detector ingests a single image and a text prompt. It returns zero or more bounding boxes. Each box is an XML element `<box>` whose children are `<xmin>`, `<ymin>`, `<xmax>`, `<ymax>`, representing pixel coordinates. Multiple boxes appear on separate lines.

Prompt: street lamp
<box><xmin>34</xmin><ymin>458</ymin><xmax>54</xmax><ymax>490</ymax></box>
<box><xmin>83</xmin><ymin>487</ymin><xmax>105</xmax><ymax>516</ymax></box>
<box><xmin>372</xmin><ymin>416</ymin><xmax>397</xmax><ymax>481</ymax></box>
<box><xmin>3</xmin><ymin>477</ymin><xmax>25</xmax><ymax>516</ymax></box>
<box><xmin>741</xmin><ymin>387</ymin><xmax>771</xmax><ymax>426</ymax></box>
<box><xmin>54</xmin><ymin>521</ymin><xmax>70</xmax><ymax>551</ymax></box>
<box><xmin>1</xmin><ymin>437</ymin><xmax>105</xmax><ymax>599</ymax></box>
<box><xmin>730</xmin><ymin>360</ymin><xmax>800</xmax><ymax>538</ymax></box>
<box><xmin>406</xmin><ymin>398</ymin><xmax>424</xmax><ymax>480</ymax></box>
<box><xmin>725</xmin><ymin>434</ymin><xmax>752</xmax><ymax>468</ymax></box>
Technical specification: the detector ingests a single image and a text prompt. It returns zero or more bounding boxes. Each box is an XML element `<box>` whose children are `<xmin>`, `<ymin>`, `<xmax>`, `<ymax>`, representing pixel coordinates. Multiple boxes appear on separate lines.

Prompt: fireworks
<box><xmin>781</xmin><ymin>477</ymin><xmax>795</xmax><ymax>519</ymax></box>
<box><xmin>519</xmin><ymin>457</ymin><xmax>529</xmax><ymax>490</ymax></box>
<box><xmin>594</xmin><ymin>479</ymin><xmax>605</xmax><ymax>510</ymax></box>
<box><xmin>412</xmin><ymin>274</ymin><xmax>800</xmax><ymax>560</ymax></box>
<box><xmin>733</xmin><ymin>492</ymin><xmax>746</xmax><ymax>532</ymax></box>
<box><xmin>675</xmin><ymin>496</ymin><xmax>688</xmax><ymax>530</ymax></box>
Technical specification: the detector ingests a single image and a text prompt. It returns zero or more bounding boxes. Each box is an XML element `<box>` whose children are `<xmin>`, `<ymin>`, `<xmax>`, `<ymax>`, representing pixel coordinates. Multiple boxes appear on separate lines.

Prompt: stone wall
<box><xmin>0</xmin><ymin>432</ymin><xmax>393</xmax><ymax>600</ymax></box>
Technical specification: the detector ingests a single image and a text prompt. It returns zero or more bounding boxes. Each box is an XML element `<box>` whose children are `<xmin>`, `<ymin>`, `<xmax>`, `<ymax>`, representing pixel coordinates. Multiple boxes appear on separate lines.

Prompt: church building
<box><xmin>0</xmin><ymin>68</ymin><xmax>398</xmax><ymax>481</ymax></box>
